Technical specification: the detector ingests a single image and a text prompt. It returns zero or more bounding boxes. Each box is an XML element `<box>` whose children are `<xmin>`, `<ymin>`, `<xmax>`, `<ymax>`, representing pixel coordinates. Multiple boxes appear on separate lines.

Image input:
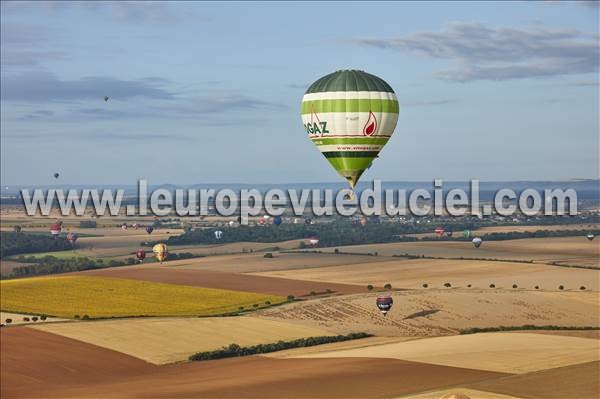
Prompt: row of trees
<box><xmin>189</xmin><ymin>332</ymin><xmax>372</xmax><ymax>361</ymax></box>
<box><xmin>0</xmin><ymin>232</ymin><xmax>72</xmax><ymax>258</ymax></box>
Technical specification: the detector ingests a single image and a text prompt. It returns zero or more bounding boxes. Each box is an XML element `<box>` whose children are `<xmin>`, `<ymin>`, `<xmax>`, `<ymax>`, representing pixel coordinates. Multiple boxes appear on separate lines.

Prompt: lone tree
<box><xmin>580</xmin><ymin>286</ymin><xmax>586</xmax><ymax>291</ymax></box>
<box><xmin>5</xmin><ymin>319</ymin><xmax>12</xmax><ymax>324</ymax></box>
<box><xmin>287</xmin><ymin>295</ymin><xmax>295</xmax><ymax>301</ymax></box>
<box><xmin>263</xmin><ymin>252</ymin><xmax>273</xmax><ymax>259</ymax></box>
<box><xmin>444</xmin><ymin>282</ymin><xmax>452</xmax><ymax>288</ymax></box>
<box><xmin>367</xmin><ymin>285</ymin><xmax>374</xmax><ymax>291</ymax></box>
<box><xmin>512</xmin><ymin>284</ymin><xmax>518</xmax><ymax>289</ymax></box>
<box><xmin>489</xmin><ymin>284</ymin><xmax>496</xmax><ymax>288</ymax></box>
<box><xmin>253</xmin><ymin>304</ymin><xmax>259</xmax><ymax>308</ymax></box>
<box><xmin>309</xmin><ymin>291</ymin><xmax>317</xmax><ymax>296</ymax></box>
<box><xmin>23</xmin><ymin>317</ymin><xmax>30</xmax><ymax>322</ymax></box>
<box><xmin>384</xmin><ymin>283</ymin><xmax>392</xmax><ymax>289</ymax></box>
<box><xmin>422</xmin><ymin>283</ymin><xmax>428</xmax><ymax>288</ymax></box>
<box><xmin>265</xmin><ymin>300</ymin><xmax>271</xmax><ymax>305</ymax></box>
<box><xmin>40</xmin><ymin>315</ymin><xmax>47</xmax><ymax>320</ymax></box>
<box><xmin>31</xmin><ymin>316</ymin><xmax>38</xmax><ymax>322</ymax></box>
<box><xmin>467</xmin><ymin>284</ymin><xmax>472</xmax><ymax>288</ymax></box>
<box><xmin>558</xmin><ymin>285</ymin><xmax>564</xmax><ymax>290</ymax></box>
<box><xmin>534</xmin><ymin>286</ymin><xmax>539</xmax><ymax>289</ymax></box>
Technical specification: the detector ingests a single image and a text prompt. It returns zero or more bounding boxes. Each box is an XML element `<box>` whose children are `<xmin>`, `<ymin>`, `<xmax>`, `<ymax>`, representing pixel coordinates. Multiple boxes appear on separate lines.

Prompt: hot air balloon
<box><xmin>587</xmin><ymin>233</ymin><xmax>595</xmax><ymax>241</ymax></box>
<box><xmin>273</xmin><ymin>216</ymin><xmax>282</xmax><ymax>226</ymax></box>
<box><xmin>121</xmin><ymin>223</ymin><xmax>128</xmax><ymax>231</ymax></box>
<box><xmin>446</xmin><ymin>231</ymin><xmax>453</xmax><ymax>237</ymax></box>
<box><xmin>258</xmin><ymin>217</ymin><xmax>266</xmax><ymax>225</ymax></box>
<box><xmin>214</xmin><ymin>230</ymin><xmax>223</xmax><ymax>240</ymax></box>
<box><xmin>152</xmin><ymin>243</ymin><xmax>168</xmax><ymax>263</ymax></box>
<box><xmin>146</xmin><ymin>226</ymin><xmax>154</xmax><ymax>235</ymax></box>
<box><xmin>301</xmin><ymin>70</ymin><xmax>399</xmax><ymax>192</ymax></box>
<box><xmin>104</xmin><ymin>96</ymin><xmax>109</xmax><ymax>102</ymax></box>
<box><xmin>435</xmin><ymin>226</ymin><xmax>445</xmax><ymax>238</ymax></box>
<box><xmin>50</xmin><ymin>221</ymin><xmax>62</xmax><ymax>236</ymax></box>
<box><xmin>376</xmin><ymin>295</ymin><xmax>393</xmax><ymax>316</ymax></box>
<box><xmin>360</xmin><ymin>215</ymin><xmax>368</xmax><ymax>227</ymax></box>
<box><xmin>308</xmin><ymin>237</ymin><xmax>319</xmax><ymax>246</ymax></box>
<box><xmin>136</xmin><ymin>248</ymin><xmax>146</xmax><ymax>263</ymax></box>
<box><xmin>463</xmin><ymin>229</ymin><xmax>471</xmax><ymax>239</ymax></box>
<box><xmin>53</xmin><ymin>173</ymin><xmax>59</xmax><ymax>179</ymax></box>
<box><xmin>472</xmin><ymin>237</ymin><xmax>483</xmax><ymax>248</ymax></box>
<box><xmin>13</xmin><ymin>225</ymin><xmax>21</xmax><ymax>233</ymax></box>
<box><xmin>305</xmin><ymin>218</ymin><xmax>312</xmax><ymax>225</ymax></box>
<box><xmin>132</xmin><ymin>223</ymin><xmax>139</xmax><ymax>230</ymax></box>
<box><xmin>66</xmin><ymin>232</ymin><xmax>78</xmax><ymax>246</ymax></box>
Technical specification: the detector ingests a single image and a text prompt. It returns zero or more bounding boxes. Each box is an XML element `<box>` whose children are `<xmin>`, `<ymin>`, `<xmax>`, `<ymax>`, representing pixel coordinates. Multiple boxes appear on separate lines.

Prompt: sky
<box><xmin>1</xmin><ymin>1</ymin><xmax>598</xmax><ymax>185</ymax></box>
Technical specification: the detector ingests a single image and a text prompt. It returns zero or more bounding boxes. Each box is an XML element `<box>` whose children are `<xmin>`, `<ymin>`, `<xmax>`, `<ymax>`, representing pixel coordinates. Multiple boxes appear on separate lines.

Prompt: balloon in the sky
<box><xmin>133</xmin><ymin>223</ymin><xmax>139</xmax><ymax>230</ymax></box>
<box><xmin>308</xmin><ymin>237</ymin><xmax>319</xmax><ymax>246</ymax></box>
<box><xmin>587</xmin><ymin>233</ymin><xmax>595</xmax><ymax>241</ymax></box>
<box><xmin>446</xmin><ymin>231</ymin><xmax>453</xmax><ymax>237</ymax></box>
<box><xmin>136</xmin><ymin>248</ymin><xmax>146</xmax><ymax>262</ymax></box>
<box><xmin>152</xmin><ymin>243</ymin><xmax>168</xmax><ymax>263</ymax></box>
<box><xmin>435</xmin><ymin>226</ymin><xmax>445</xmax><ymax>238</ymax></box>
<box><xmin>121</xmin><ymin>223</ymin><xmax>128</xmax><ymax>231</ymax></box>
<box><xmin>463</xmin><ymin>229</ymin><xmax>471</xmax><ymax>239</ymax></box>
<box><xmin>13</xmin><ymin>225</ymin><xmax>22</xmax><ymax>233</ymax></box>
<box><xmin>66</xmin><ymin>232</ymin><xmax>78</xmax><ymax>245</ymax></box>
<box><xmin>376</xmin><ymin>295</ymin><xmax>393</xmax><ymax>316</ymax></box>
<box><xmin>53</xmin><ymin>173</ymin><xmax>59</xmax><ymax>179</ymax></box>
<box><xmin>273</xmin><ymin>216</ymin><xmax>282</xmax><ymax>226</ymax></box>
<box><xmin>301</xmin><ymin>70</ymin><xmax>399</xmax><ymax>190</ymax></box>
<box><xmin>228</xmin><ymin>220</ymin><xmax>235</xmax><ymax>227</ymax></box>
<box><xmin>472</xmin><ymin>237</ymin><xmax>483</xmax><ymax>248</ymax></box>
<box><xmin>50</xmin><ymin>221</ymin><xmax>62</xmax><ymax>236</ymax></box>
<box><xmin>258</xmin><ymin>217</ymin><xmax>266</xmax><ymax>225</ymax></box>
<box><xmin>214</xmin><ymin>230</ymin><xmax>223</xmax><ymax>240</ymax></box>
<box><xmin>104</xmin><ymin>96</ymin><xmax>109</xmax><ymax>102</ymax></box>
<box><xmin>146</xmin><ymin>226</ymin><xmax>154</xmax><ymax>235</ymax></box>
<box><xmin>360</xmin><ymin>215</ymin><xmax>368</xmax><ymax>227</ymax></box>
<box><xmin>305</xmin><ymin>218</ymin><xmax>312</xmax><ymax>225</ymax></box>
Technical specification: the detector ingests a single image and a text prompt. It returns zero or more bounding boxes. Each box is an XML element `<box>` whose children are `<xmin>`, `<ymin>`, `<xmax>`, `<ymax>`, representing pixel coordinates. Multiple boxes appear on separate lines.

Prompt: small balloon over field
<box><xmin>214</xmin><ymin>230</ymin><xmax>223</xmax><ymax>240</ymax></box>
<box><xmin>463</xmin><ymin>229</ymin><xmax>471</xmax><ymax>239</ymax></box>
<box><xmin>53</xmin><ymin>173</ymin><xmax>59</xmax><ymax>179</ymax></box>
<box><xmin>273</xmin><ymin>216</ymin><xmax>282</xmax><ymax>226</ymax></box>
<box><xmin>152</xmin><ymin>243</ymin><xmax>168</xmax><ymax>263</ymax></box>
<box><xmin>587</xmin><ymin>233</ymin><xmax>595</xmax><ymax>241</ymax></box>
<box><xmin>472</xmin><ymin>237</ymin><xmax>483</xmax><ymax>248</ymax></box>
<box><xmin>376</xmin><ymin>295</ymin><xmax>393</xmax><ymax>316</ymax></box>
<box><xmin>50</xmin><ymin>221</ymin><xmax>62</xmax><ymax>236</ymax></box>
<box><xmin>435</xmin><ymin>226</ymin><xmax>445</xmax><ymax>238</ymax></box>
<box><xmin>121</xmin><ymin>223</ymin><xmax>128</xmax><ymax>231</ymax></box>
<box><xmin>308</xmin><ymin>237</ymin><xmax>319</xmax><ymax>246</ymax></box>
<box><xmin>66</xmin><ymin>232</ymin><xmax>78</xmax><ymax>246</ymax></box>
<box><xmin>136</xmin><ymin>248</ymin><xmax>146</xmax><ymax>262</ymax></box>
<box><xmin>146</xmin><ymin>226</ymin><xmax>154</xmax><ymax>235</ymax></box>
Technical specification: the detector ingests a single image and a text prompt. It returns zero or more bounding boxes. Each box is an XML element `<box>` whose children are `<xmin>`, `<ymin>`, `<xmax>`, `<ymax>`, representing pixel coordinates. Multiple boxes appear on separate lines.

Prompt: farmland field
<box><xmin>0</xmin><ymin>275</ymin><xmax>285</xmax><ymax>318</ymax></box>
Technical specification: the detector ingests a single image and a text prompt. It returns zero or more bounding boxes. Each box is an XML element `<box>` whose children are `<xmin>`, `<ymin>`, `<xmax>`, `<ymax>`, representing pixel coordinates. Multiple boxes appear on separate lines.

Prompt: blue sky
<box><xmin>1</xmin><ymin>1</ymin><xmax>598</xmax><ymax>185</ymax></box>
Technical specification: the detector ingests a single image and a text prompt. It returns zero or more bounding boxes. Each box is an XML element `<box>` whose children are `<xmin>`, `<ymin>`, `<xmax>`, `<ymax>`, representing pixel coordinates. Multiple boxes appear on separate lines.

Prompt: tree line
<box><xmin>0</xmin><ymin>232</ymin><xmax>72</xmax><ymax>258</ymax></box>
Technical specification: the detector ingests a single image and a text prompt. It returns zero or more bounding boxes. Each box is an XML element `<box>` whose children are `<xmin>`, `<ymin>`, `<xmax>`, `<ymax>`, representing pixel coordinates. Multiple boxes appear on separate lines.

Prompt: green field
<box><xmin>0</xmin><ymin>276</ymin><xmax>285</xmax><ymax>318</ymax></box>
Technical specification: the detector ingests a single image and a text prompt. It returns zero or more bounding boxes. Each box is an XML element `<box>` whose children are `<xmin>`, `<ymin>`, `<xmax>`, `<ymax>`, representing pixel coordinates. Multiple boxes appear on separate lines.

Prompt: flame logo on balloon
<box><xmin>363</xmin><ymin>111</ymin><xmax>377</xmax><ymax>136</ymax></box>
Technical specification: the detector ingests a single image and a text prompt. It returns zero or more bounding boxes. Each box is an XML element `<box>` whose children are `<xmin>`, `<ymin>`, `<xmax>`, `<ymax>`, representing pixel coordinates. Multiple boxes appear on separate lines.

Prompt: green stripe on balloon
<box><xmin>305</xmin><ymin>70</ymin><xmax>395</xmax><ymax>93</ymax></box>
<box><xmin>312</xmin><ymin>137</ymin><xmax>390</xmax><ymax>145</ymax></box>
<box><xmin>301</xmin><ymin>99</ymin><xmax>399</xmax><ymax>114</ymax></box>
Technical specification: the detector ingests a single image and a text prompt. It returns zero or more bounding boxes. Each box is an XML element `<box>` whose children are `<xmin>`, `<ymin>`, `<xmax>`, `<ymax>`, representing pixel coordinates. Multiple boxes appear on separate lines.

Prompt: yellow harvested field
<box><xmin>290</xmin><ymin>332</ymin><xmax>600</xmax><ymax>374</ymax></box>
<box><xmin>31</xmin><ymin>316</ymin><xmax>335</xmax><ymax>364</ymax></box>
<box><xmin>0</xmin><ymin>311</ymin><xmax>66</xmax><ymax>325</ymax></box>
<box><xmin>315</xmin><ymin>236</ymin><xmax>600</xmax><ymax>267</ymax></box>
<box><xmin>257</xmin><ymin>290</ymin><xmax>600</xmax><ymax>337</ymax></box>
<box><xmin>253</xmin><ymin>258</ymin><xmax>600</xmax><ymax>291</ymax></box>
<box><xmin>396</xmin><ymin>388</ymin><xmax>523</xmax><ymax>399</ymax></box>
<box><xmin>1</xmin><ymin>276</ymin><xmax>284</xmax><ymax>318</ymax></box>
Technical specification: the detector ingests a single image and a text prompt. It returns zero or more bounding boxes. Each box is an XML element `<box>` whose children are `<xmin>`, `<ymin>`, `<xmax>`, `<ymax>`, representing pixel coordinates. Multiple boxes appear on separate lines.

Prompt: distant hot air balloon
<box><xmin>50</xmin><ymin>221</ymin><xmax>62</xmax><ymax>236</ymax></box>
<box><xmin>258</xmin><ymin>217</ymin><xmax>266</xmax><ymax>225</ymax></box>
<box><xmin>53</xmin><ymin>173</ymin><xmax>59</xmax><ymax>179</ymax></box>
<box><xmin>228</xmin><ymin>220</ymin><xmax>235</xmax><ymax>227</ymax></box>
<box><xmin>214</xmin><ymin>230</ymin><xmax>223</xmax><ymax>240</ymax></box>
<box><xmin>146</xmin><ymin>226</ymin><xmax>154</xmax><ymax>235</ymax></box>
<box><xmin>121</xmin><ymin>223</ymin><xmax>128</xmax><ymax>231</ymax></box>
<box><xmin>435</xmin><ymin>226</ymin><xmax>445</xmax><ymax>238</ymax></box>
<box><xmin>13</xmin><ymin>225</ymin><xmax>22</xmax><ymax>233</ymax></box>
<box><xmin>360</xmin><ymin>215</ymin><xmax>368</xmax><ymax>227</ymax></box>
<box><xmin>446</xmin><ymin>231</ymin><xmax>453</xmax><ymax>237</ymax></box>
<box><xmin>301</xmin><ymin>70</ymin><xmax>399</xmax><ymax>192</ymax></box>
<box><xmin>132</xmin><ymin>223</ymin><xmax>139</xmax><ymax>230</ymax></box>
<box><xmin>308</xmin><ymin>237</ymin><xmax>319</xmax><ymax>246</ymax></box>
<box><xmin>273</xmin><ymin>216</ymin><xmax>282</xmax><ymax>226</ymax></box>
<box><xmin>66</xmin><ymin>232</ymin><xmax>78</xmax><ymax>246</ymax></box>
<box><xmin>305</xmin><ymin>218</ymin><xmax>312</xmax><ymax>225</ymax></box>
<box><xmin>587</xmin><ymin>233</ymin><xmax>595</xmax><ymax>241</ymax></box>
<box><xmin>136</xmin><ymin>248</ymin><xmax>146</xmax><ymax>262</ymax></box>
<box><xmin>376</xmin><ymin>295</ymin><xmax>393</xmax><ymax>316</ymax></box>
<box><xmin>152</xmin><ymin>243</ymin><xmax>168</xmax><ymax>263</ymax></box>
<box><xmin>104</xmin><ymin>96</ymin><xmax>109</xmax><ymax>102</ymax></box>
<box><xmin>472</xmin><ymin>237</ymin><xmax>483</xmax><ymax>248</ymax></box>
<box><xmin>463</xmin><ymin>229</ymin><xmax>471</xmax><ymax>239</ymax></box>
